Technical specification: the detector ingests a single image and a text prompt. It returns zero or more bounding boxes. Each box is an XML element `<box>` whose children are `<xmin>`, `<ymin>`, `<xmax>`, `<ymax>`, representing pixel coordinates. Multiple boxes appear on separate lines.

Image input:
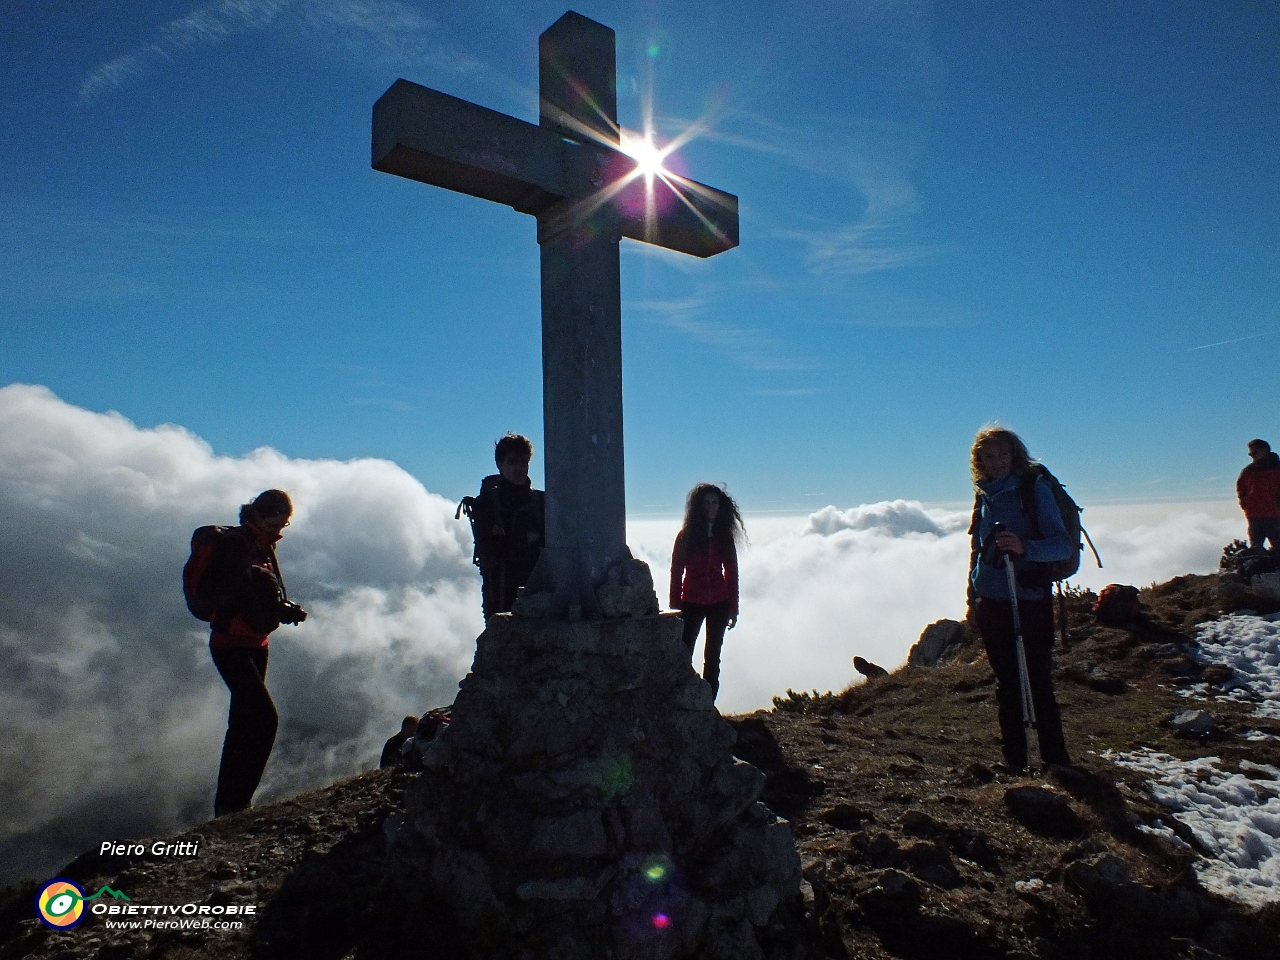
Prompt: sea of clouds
<box><xmin>0</xmin><ymin>384</ymin><xmax>1244</xmax><ymax>883</ymax></box>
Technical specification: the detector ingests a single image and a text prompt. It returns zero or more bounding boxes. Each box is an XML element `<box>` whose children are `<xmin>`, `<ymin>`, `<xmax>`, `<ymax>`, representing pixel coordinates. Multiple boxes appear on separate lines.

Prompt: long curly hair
<box><xmin>679</xmin><ymin>483</ymin><xmax>746</xmax><ymax>552</ymax></box>
<box><xmin>970</xmin><ymin>426</ymin><xmax>1036</xmax><ymax>484</ymax></box>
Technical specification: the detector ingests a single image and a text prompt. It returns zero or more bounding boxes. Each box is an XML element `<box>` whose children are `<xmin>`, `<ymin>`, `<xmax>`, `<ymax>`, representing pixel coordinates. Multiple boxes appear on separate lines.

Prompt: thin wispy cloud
<box><xmin>785</xmin><ymin>219</ymin><xmax>940</xmax><ymax>277</ymax></box>
<box><xmin>1188</xmin><ymin>329</ymin><xmax>1279</xmax><ymax>351</ymax></box>
<box><xmin>629</xmin><ymin>296</ymin><xmax>818</xmax><ymax>372</ymax></box>
<box><xmin>80</xmin><ymin>0</ymin><xmax>293</xmax><ymax>101</ymax></box>
<box><xmin>659</xmin><ymin>110</ymin><xmax>938</xmax><ymax>278</ymax></box>
<box><xmin>78</xmin><ymin>0</ymin><xmax>485</xmax><ymax>102</ymax></box>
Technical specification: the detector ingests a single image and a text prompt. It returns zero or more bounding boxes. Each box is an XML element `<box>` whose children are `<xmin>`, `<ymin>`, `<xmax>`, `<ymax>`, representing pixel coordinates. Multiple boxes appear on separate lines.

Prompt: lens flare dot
<box><xmin>652</xmin><ymin>912</ymin><xmax>670</xmax><ymax>929</ymax></box>
<box><xmin>645</xmin><ymin>864</ymin><xmax>666</xmax><ymax>882</ymax></box>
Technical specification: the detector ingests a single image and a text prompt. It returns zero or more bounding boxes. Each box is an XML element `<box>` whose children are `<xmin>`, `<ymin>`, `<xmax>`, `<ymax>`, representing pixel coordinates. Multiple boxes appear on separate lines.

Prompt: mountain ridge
<box><xmin>3</xmin><ymin>572</ymin><xmax>1280</xmax><ymax>959</ymax></box>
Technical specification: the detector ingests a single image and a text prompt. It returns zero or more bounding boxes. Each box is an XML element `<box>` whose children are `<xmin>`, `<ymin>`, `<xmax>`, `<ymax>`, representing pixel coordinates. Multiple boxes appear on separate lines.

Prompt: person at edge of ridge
<box><xmin>380</xmin><ymin>715</ymin><xmax>419</xmax><ymax>769</ymax></box>
<box><xmin>669</xmin><ymin>483</ymin><xmax>744</xmax><ymax>702</ymax></box>
<box><xmin>966</xmin><ymin>427</ymin><xmax>1072</xmax><ymax>772</ymax></box>
<box><xmin>207</xmin><ymin>489</ymin><xmax>307</xmax><ymax>817</ymax></box>
<box><xmin>1237</xmin><ymin>438</ymin><xmax>1280</xmax><ymax>552</ymax></box>
<box><xmin>471</xmin><ymin>433</ymin><xmax>545</xmax><ymax>622</ymax></box>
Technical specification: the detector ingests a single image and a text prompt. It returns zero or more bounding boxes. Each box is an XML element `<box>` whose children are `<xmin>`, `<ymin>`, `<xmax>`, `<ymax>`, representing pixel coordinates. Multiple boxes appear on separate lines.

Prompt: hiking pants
<box><xmin>1247</xmin><ymin>517</ymin><xmax>1280</xmax><ymax>552</ymax></box>
<box><xmin>211</xmin><ymin>646</ymin><xmax>278</xmax><ymax>816</ymax></box>
<box><xmin>975</xmin><ymin>597</ymin><xmax>1069</xmax><ymax>768</ymax></box>
<box><xmin>480</xmin><ymin>558</ymin><xmax>537</xmax><ymax>622</ymax></box>
<box><xmin>679</xmin><ymin>601</ymin><xmax>732</xmax><ymax>701</ymax></box>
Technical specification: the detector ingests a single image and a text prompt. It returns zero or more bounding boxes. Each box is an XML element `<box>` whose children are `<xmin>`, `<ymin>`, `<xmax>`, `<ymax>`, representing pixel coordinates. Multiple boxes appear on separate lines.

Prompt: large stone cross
<box><xmin>372</xmin><ymin>10</ymin><xmax>738</xmax><ymax>619</ymax></box>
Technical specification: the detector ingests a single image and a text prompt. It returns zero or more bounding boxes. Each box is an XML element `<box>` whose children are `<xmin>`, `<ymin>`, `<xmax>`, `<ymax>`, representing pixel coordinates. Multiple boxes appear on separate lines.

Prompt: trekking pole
<box><xmin>1057</xmin><ymin>581</ymin><xmax>1069</xmax><ymax>650</ymax></box>
<box><xmin>1002</xmin><ymin>550</ymin><xmax>1041</xmax><ymax>771</ymax></box>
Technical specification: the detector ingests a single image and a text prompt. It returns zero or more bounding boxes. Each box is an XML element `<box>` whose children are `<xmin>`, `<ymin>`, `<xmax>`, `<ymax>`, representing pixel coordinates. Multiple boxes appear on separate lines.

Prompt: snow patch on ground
<box><xmin>1110</xmin><ymin>612</ymin><xmax>1280</xmax><ymax>907</ymax></box>
<box><xmin>1106</xmin><ymin>749</ymin><xmax>1280</xmax><ymax>907</ymax></box>
<box><xmin>1186</xmin><ymin>612</ymin><xmax>1280</xmax><ymax>719</ymax></box>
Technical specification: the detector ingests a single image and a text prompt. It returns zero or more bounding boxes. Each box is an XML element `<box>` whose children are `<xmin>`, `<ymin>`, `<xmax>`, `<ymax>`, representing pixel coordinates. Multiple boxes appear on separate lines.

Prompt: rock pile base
<box><xmin>388</xmin><ymin>613</ymin><xmax>803</xmax><ymax>960</ymax></box>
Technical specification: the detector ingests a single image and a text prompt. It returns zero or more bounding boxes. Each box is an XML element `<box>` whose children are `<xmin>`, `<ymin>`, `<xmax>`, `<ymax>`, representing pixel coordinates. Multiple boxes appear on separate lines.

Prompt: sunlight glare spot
<box><xmin>621</xmin><ymin>133</ymin><xmax>668</xmax><ymax>179</ymax></box>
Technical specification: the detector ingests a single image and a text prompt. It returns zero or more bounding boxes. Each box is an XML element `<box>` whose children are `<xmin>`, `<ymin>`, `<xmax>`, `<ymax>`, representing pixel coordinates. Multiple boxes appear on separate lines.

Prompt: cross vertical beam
<box><xmin>372</xmin><ymin>11</ymin><xmax>739</xmax><ymax>620</ymax></box>
<box><xmin>529</xmin><ymin>14</ymin><xmax>626</xmax><ymax>617</ymax></box>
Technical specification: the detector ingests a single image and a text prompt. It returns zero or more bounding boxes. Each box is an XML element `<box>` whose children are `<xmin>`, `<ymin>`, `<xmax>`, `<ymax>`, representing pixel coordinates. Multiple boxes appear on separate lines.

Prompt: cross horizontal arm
<box><xmin>373</xmin><ymin>79</ymin><xmax>581</xmax><ymax>216</ymax></box>
<box><xmin>374</xmin><ymin>78</ymin><xmax>738</xmax><ymax>258</ymax></box>
<box><xmin>614</xmin><ymin>174</ymin><xmax>738</xmax><ymax>258</ymax></box>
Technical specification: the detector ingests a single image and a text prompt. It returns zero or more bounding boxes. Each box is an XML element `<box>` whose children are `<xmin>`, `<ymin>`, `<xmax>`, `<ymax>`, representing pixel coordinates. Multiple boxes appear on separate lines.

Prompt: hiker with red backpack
<box><xmin>967</xmin><ymin>428</ymin><xmax>1073</xmax><ymax>772</ymax></box>
<box><xmin>184</xmin><ymin>489</ymin><xmax>307</xmax><ymax>816</ymax></box>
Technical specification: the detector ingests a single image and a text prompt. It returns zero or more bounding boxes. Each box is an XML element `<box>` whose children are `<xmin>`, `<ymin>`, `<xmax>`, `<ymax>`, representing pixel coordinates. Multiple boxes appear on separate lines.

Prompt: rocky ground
<box><xmin>3</xmin><ymin>573</ymin><xmax>1280</xmax><ymax>959</ymax></box>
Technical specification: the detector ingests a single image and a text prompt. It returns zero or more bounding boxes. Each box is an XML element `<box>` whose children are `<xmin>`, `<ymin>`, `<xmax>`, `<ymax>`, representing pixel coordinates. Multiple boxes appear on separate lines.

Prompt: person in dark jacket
<box><xmin>670</xmin><ymin>484</ymin><xmax>744</xmax><ymax>701</ymax></box>
<box><xmin>1237</xmin><ymin>439</ymin><xmax>1280</xmax><ymax>552</ymax></box>
<box><xmin>469</xmin><ymin>434</ymin><xmax>545</xmax><ymax>621</ymax></box>
<box><xmin>967</xmin><ymin>427</ymin><xmax>1072</xmax><ymax>771</ymax></box>
<box><xmin>380</xmin><ymin>715</ymin><xmax>419</xmax><ymax>769</ymax></box>
<box><xmin>206</xmin><ymin>489</ymin><xmax>307</xmax><ymax>816</ymax></box>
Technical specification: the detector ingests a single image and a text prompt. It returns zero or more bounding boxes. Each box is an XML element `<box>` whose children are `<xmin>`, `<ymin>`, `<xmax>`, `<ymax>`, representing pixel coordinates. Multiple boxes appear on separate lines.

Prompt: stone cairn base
<box><xmin>388</xmin><ymin>613</ymin><xmax>804</xmax><ymax>960</ymax></box>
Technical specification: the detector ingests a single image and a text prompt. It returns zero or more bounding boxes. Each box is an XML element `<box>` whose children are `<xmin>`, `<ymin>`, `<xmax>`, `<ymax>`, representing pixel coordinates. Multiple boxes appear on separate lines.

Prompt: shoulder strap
<box><xmin>1019</xmin><ymin>471</ymin><xmax>1041</xmax><ymax>536</ymax></box>
<box><xmin>266</xmin><ymin>541</ymin><xmax>288</xmax><ymax>602</ymax></box>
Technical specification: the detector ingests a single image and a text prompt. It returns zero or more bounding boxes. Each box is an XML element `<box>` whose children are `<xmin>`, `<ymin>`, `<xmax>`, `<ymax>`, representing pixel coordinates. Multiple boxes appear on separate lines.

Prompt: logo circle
<box><xmin>36</xmin><ymin>878</ymin><xmax>86</xmax><ymax>929</ymax></box>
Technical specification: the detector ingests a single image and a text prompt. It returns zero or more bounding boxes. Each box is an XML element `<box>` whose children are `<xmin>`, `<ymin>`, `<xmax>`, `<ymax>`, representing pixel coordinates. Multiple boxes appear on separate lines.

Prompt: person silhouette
<box><xmin>669</xmin><ymin>484</ymin><xmax>744</xmax><ymax>701</ymax></box>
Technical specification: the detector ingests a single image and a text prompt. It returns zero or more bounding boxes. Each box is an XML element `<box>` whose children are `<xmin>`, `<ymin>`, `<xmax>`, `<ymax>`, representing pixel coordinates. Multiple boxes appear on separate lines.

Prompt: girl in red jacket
<box><xmin>670</xmin><ymin>483</ymin><xmax>745</xmax><ymax>700</ymax></box>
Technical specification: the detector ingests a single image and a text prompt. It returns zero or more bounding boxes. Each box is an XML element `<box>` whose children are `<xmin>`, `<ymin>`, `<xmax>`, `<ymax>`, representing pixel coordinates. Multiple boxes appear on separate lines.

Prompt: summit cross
<box><xmin>372</xmin><ymin>10</ymin><xmax>738</xmax><ymax>619</ymax></box>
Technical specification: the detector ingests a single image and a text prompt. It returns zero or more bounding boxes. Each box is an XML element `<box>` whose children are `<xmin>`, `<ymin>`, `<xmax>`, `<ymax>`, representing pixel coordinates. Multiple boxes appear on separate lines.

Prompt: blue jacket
<box><xmin>970</xmin><ymin>472</ymin><xmax>1072</xmax><ymax>603</ymax></box>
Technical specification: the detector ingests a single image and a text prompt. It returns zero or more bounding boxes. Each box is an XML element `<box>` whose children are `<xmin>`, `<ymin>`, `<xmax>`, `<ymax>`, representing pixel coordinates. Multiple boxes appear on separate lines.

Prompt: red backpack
<box><xmin>182</xmin><ymin>526</ymin><xmax>244</xmax><ymax>621</ymax></box>
<box><xmin>1093</xmin><ymin>584</ymin><xmax>1141</xmax><ymax>625</ymax></box>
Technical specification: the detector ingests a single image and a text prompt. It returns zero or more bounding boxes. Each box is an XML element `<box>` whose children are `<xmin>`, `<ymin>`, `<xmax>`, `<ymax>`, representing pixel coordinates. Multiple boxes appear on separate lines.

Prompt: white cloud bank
<box><xmin>634</xmin><ymin>496</ymin><xmax>1241</xmax><ymax>718</ymax></box>
<box><xmin>0</xmin><ymin>384</ymin><xmax>480</xmax><ymax>883</ymax></box>
<box><xmin>0</xmin><ymin>385</ymin><xmax>1246</xmax><ymax>882</ymax></box>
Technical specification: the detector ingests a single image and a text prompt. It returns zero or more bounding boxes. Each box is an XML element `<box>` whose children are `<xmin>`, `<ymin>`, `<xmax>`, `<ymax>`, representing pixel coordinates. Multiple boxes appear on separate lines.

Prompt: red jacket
<box><xmin>1238</xmin><ymin>453</ymin><xmax>1280</xmax><ymax>519</ymax></box>
<box><xmin>670</xmin><ymin>530</ymin><xmax>739</xmax><ymax>616</ymax></box>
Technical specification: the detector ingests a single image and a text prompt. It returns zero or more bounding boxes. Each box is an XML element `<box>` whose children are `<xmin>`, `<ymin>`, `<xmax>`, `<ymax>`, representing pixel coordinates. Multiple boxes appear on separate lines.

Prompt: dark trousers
<box><xmin>1247</xmin><ymin>517</ymin><xmax>1280</xmax><ymax>551</ymax></box>
<box><xmin>975</xmin><ymin>597</ymin><xmax>1069</xmax><ymax>768</ymax></box>
<box><xmin>680</xmin><ymin>602</ymin><xmax>732</xmax><ymax>700</ymax></box>
<box><xmin>480</xmin><ymin>558</ymin><xmax>536</xmax><ymax>621</ymax></box>
<box><xmin>211</xmin><ymin>646</ymin><xmax>278</xmax><ymax>816</ymax></box>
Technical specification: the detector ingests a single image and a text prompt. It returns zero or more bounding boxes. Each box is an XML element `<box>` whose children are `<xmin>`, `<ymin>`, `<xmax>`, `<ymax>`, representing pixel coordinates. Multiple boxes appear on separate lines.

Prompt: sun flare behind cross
<box><xmin>620</xmin><ymin>130</ymin><xmax>671</xmax><ymax>180</ymax></box>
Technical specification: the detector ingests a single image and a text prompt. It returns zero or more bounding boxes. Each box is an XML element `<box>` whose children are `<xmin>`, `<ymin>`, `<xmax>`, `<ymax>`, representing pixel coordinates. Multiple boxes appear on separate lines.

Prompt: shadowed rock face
<box><xmin>387</xmin><ymin>613</ymin><xmax>804</xmax><ymax>960</ymax></box>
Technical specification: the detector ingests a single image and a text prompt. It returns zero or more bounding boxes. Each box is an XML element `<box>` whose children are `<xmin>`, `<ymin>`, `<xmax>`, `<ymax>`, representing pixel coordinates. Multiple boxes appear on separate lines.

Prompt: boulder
<box><xmin>1170</xmin><ymin>709</ymin><xmax>1218</xmax><ymax>737</ymax></box>
<box><xmin>1252</xmin><ymin>571</ymin><xmax>1280</xmax><ymax>600</ymax></box>
<box><xmin>1003</xmin><ymin>786</ymin><xmax>1082</xmax><ymax>837</ymax></box>
<box><xmin>908</xmin><ymin>620</ymin><xmax>969</xmax><ymax>668</ymax></box>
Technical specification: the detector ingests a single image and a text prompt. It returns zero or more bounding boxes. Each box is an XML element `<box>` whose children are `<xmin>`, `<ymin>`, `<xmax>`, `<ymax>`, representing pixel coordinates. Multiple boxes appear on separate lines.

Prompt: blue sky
<box><xmin>3</xmin><ymin>0</ymin><xmax>1277</xmax><ymax>515</ymax></box>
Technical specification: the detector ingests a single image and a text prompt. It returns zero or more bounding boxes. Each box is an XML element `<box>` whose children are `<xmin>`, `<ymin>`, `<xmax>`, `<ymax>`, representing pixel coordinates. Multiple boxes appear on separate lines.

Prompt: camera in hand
<box><xmin>279</xmin><ymin>600</ymin><xmax>308</xmax><ymax>625</ymax></box>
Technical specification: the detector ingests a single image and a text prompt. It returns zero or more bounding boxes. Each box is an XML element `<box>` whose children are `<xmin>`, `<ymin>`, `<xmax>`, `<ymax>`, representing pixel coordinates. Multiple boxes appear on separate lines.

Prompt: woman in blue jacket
<box><xmin>968</xmin><ymin>427</ymin><xmax>1072</xmax><ymax>770</ymax></box>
